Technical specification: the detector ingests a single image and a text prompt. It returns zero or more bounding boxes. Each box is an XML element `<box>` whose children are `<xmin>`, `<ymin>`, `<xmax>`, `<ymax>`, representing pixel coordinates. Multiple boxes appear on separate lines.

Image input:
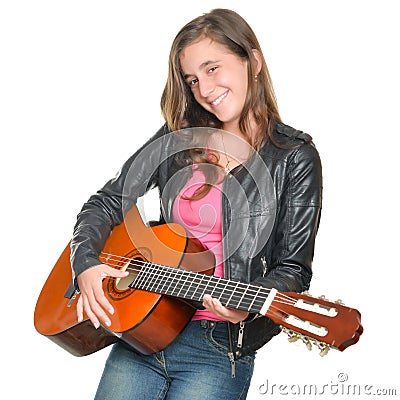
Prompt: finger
<box><xmin>202</xmin><ymin>295</ymin><xmax>249</xmax><ymax>323</ymax></box>
<box><xmin>203</xmin><ymin>294</ymin><xmax>224</xmax><ymax>314</ymax></box>
<box><xmin>81</xmin><ymin>292</ymin><xmax>102</xmax><ymax>329</ymax></box>
<box><xmin>79</xmin><ymin>278</ymin><xmax>111</xmax><ymax>328</ymax></box>
<box><xmin>92</xmin><ymin>282</ymin><xmax>115</xmax><ymax>316</ymax></box>
<box><xmin>87</xmin><ymin>287</ymin><xmax>113</xmax><ymax>327</ymax></box>
<box><xmin>77</xmin><ymin>265</ymin><xmax>118</xmax><ymax>327</ymax></box>
<box><xmin>76</xmin><ymin>296</ymin><xmax>84</xmax><ymax>323</ymax></box>
<box><xmin>103</xmin><ymin>265</ymin><xmax>129</xmax><ymax>278</ymax></box>
<box><xmin>96</xmin><ymin>266</ymin><xmax>128</xmax><ymax>314</ymax></box>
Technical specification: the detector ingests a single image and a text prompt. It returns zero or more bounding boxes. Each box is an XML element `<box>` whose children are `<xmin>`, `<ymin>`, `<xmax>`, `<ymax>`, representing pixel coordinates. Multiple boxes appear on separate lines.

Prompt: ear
<box><xmin>251</xmin><ymin>49</ymin><xmax>263</xmax><ymax>75</ymax></box>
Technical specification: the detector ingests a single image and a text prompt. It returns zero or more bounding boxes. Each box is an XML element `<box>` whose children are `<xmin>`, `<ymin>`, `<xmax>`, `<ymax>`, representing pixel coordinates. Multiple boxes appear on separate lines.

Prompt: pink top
<box><xmin>172</xmin><ymin>165</ymin><xmax>226</xmax><ymax>321</ymax></box>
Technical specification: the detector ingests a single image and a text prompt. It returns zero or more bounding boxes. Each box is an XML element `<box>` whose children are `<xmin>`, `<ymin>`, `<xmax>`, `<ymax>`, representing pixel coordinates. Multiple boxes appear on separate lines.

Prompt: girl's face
<box><xmin>180</xmin><ymin>37</ymin><xmax>249</xmax><ymax>133</ymax></box>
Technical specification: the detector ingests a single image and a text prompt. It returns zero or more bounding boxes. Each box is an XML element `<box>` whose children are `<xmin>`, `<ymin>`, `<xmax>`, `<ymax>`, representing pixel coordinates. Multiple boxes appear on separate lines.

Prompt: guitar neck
<box><xmin>131</xmin><ymin>262</ymin><xmax>273</xmax><ymax>315</ymax></box>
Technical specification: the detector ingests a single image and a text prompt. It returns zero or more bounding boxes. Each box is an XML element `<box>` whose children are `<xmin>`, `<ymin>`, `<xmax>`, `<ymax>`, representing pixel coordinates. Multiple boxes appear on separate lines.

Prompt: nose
<box><xmin>198</xmin><ymin>76</ymin><xmax>215</xmax><ymax>98</ymax></box>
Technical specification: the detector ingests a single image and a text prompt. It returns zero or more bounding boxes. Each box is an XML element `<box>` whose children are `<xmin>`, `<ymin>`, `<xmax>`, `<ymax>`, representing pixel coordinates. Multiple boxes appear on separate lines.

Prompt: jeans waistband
<box><xmin>198</xmin><ymin>319</ymin><xmax>228</xmax><ymax>329</ymax></box>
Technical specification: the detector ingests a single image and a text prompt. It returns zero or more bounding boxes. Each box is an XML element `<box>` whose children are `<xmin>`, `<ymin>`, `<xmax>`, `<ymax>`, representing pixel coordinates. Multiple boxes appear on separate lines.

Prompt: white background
<box><xmin>1</xmin><ymin>0</ymin><xmax>399</xmax><ymax>398</ymax></box>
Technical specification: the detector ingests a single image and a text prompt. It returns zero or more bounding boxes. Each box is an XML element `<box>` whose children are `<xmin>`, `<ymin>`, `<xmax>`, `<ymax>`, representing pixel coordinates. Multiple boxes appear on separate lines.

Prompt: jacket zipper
<box><xmin>227</xmin><ymin>323</ymin><xmax>236</xmax><ymax>378</ymax></box>
<box><xmin>237</xmin><ymin>321</ymin><xmax>245</xmax><ymax>349</ymax></box>
<box><xmin>261</xmin><ymin>255</ymin><xmax>268</xmax><ymax>277</ymax></box>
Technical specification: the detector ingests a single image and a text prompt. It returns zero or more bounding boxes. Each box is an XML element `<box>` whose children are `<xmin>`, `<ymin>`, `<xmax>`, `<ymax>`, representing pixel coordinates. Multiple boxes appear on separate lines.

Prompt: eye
<box><xmin>208</xmin><ymin>66</ymin><xmax>218</xmax><ymax>73</ymax></box>
<box><xmin>185</xmin><ymin>76</ymin><xmax>198</xmax><ymax>87</ymax></box>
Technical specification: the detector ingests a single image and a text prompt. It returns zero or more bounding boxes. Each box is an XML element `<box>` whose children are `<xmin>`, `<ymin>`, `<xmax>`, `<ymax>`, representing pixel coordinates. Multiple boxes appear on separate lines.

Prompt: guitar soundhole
<box><xmin>115</xmin><ymin>260</ymin><xmax>141</xmax><ymax>290</ymax></box>
<box><xmin>106</xmin><ymin>247</ymin><xmax>152</xmax><ymax>300</ymax></box>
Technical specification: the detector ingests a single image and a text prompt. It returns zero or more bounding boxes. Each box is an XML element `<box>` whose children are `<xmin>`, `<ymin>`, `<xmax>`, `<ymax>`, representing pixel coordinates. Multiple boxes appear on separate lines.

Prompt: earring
<box><xmin>254</xmin><ymin>75</ymin><xmax>258</xmax><ymax>82</ymax></box>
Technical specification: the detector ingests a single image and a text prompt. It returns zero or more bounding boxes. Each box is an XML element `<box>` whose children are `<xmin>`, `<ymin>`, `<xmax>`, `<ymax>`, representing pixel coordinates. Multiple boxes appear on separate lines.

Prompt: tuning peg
<box><xmin>288</xmin><ymin>334</ymin><xmax>300</xmax><ymax>343</ymax></box>
<box><xmin>314</xmin><ymin>340</ymin><xmax>331</xmax><ymax>357</ymax></box>
<box><xmin>318</xmin><ymin>294</ymin><xmax>326</xmax><ymax>300</ymax></box>
<box><xmin>319</xmin><ymin>345</ymin><xmax>330</xmax><ymax>357</ymax></box>
<box><xmin>334</xmin><ymin>299</ymin><xmax>344</xmax><ymax>305</ymax></box>
<box><xmin>301</xmin><ymin>336</ymin><xmax>312</xmax><ymax>351</ymax></box>
<box><xmin>282</xmin><ymin>327</ymin><xmax>300</xmax><ymax>343</ymax></box>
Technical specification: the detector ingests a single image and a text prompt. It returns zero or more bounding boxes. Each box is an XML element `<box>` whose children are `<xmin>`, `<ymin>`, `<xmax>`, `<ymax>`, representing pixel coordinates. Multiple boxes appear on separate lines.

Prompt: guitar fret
<box><xmin>132</xmin><ymin>262</ymin><xmax>273</xmax><ymax>316</ymax></box>
<box><xmin>221</xmin><ymin>285</ymin><xmax>253</xmax><ymax>311</ymax></box>
<box><xmin>208</xmin><ymin>277</ymin><xmax>225</xmax><ymax>300</ymax></box>
<box><xmin>147</xmin><ymin>264</ymin><xmax>162</xmax><ymax>292</ymax></box>
<box><xmin>174</xmin><ymin>270</ymin><xmax>193</xmax><ymax>298</ymax></box>
<box><xmin>209</xmin><ymin>277</ymin><xmax>221</xmax><ymax>297</ymax></box>
<box><xmin>235</xmin><ymin>284</ymin><xmax>249</xmax><ymax>310</ymax></box>
<box><xmin>156</xmin><ymin>265</ymin><xmax>175</xmax><ymax>294</ymax></box>
<box><xmin>180</xmin><ymin>271</ymin><xmax>197</xmax><ymax>299</ymax></box>
<box><xmin>225</xmin><ymin>281</ymin><xmax>242</xmax><ymax>308</ymax></box>
<box><xmin>218</xmin><ymin>280</ymin><xmax>254</xmax><ymax>311</ymax></box>
<box><xmin>190</xmin><ymin>271</ymin><xmax>208</xmax><ymax>299</ymax></box>
<box><xmin>190</xmin><ymin>274</ymin><xmax>207</xmax><ymax>300</ymax></box>
<box><xmin>218</xmin><ymin>282</ymin><xmax>233</xmax><ymax>306</ymax></box>
<box><xmin>133</xmin><ymin>262</ymin><xmax>151</xmax><ymax>289</ymax></box>
<box><xmin>142</xmin><ymin>264</ymin><xmax>155</xmax><ymax>291</ymax></box>
<box><xmin>245</xmin><ymin>286</ymin><xmax>261</xmax><ymax>311</ymax></box>
<box><xmin>202</xmin><ymin>275</ymin><xmax>221</xmax><ymax>298</ymax></box>
<box><xmin>166</xmin><ymin>268</ymin><xmax>187</xmax><ymax>297</ymax></box>
<box><xmin>219</xmin><ymin>279</ymin><xmax>232</xmax><ymax>304</ymax></box>
<box><xmin>249</xmin><ymin>288</ymin><xmax>269</xmax><ymax>312</ymax></box>
<box><xmin>164</xmin><ymin>268</ymin><xmax>178</xmax><ymax>296</ymax></box>
<box><xmin>160</xmin><ymin>267</ymin><xmax>180</xmax><ymax>295</ymax></box>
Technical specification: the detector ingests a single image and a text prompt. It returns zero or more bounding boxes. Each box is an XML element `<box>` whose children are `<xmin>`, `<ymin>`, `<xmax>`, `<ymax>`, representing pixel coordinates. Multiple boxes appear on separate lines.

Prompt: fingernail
<box><xmin>94</xmin><ymin>322</ymin><xmax>100</xmax><ymax>329</ymax></box>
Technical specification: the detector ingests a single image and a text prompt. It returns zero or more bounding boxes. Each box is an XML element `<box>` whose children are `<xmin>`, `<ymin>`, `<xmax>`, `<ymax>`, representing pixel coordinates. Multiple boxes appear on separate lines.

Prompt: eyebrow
<box><xmin>183</xmin><ymin>60</ymin><xmax>220</xmax><ymax>80</ymax></box>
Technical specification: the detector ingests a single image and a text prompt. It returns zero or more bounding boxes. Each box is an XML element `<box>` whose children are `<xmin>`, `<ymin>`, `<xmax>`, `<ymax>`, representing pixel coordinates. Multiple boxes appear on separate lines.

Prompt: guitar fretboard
<box><xmin>131</xmin><ymin>262</ymin><xmax>272</xmax><ymax>314</ymax></box>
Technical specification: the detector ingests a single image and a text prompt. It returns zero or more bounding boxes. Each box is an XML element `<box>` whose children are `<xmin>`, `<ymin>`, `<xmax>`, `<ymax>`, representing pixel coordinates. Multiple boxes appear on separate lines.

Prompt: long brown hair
<box><xmin>160</xmin><ymin>8</ymin><xmax>281</xmax><ymax>150</ymax></box>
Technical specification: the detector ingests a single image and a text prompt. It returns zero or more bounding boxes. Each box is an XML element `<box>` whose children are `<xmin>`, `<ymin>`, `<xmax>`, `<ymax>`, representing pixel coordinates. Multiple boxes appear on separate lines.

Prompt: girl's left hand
<box><xmin>202</xmin><ymin>294</ymin><xmax>249</xmax><ymax>323</ymax></box>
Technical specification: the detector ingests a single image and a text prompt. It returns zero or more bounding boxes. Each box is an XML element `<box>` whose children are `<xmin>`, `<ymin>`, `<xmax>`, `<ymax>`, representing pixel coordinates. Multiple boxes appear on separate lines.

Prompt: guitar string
<box><xmin>96</xmin><ymin>253</ymin><xmax>339</xmax><ymax>343</ymax></box>
<box><xmin>97</xmin><ymin>251</ymin><xmax>299</xmax><ymax>309</ymax></box>
<box><xmin>104</xmin><ymin>263</ymin><xmax>302</xmax><ymax>314</ymax></box>
<box><xmin>99</xmin><ymin>257</ymin><xmax>326</xmax><ymax>336</ymax></box>
<box><xmin>100</xmin><ymin>255</ymin><xmax>284</xmax><ymax>302</ymax></box>
<box><xmin>79</xmin><ymin>252</ymin><xmax>334</xmax><ymax>335</ymax></box>
<box><xmin>99</xmin><ymin>251</ymin><xmax>297</xmax><ymax>305</ymax></box>
<box><xmin>101</xmin><ymin>258</ymin><xmax>308</xmax><ymax>329</ymax></box>
<box><xmin>107</xmin><ymin>261</ymin><xmax>271</xmax><ymax>311</ymax></box>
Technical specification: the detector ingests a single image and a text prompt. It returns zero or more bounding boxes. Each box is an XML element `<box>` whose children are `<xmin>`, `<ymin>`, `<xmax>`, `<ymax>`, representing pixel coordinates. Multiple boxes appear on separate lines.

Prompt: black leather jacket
<box><xmin>70</xmin><ymin>122</ymin><xmax>322</xmax><ymax>359</ymax></box>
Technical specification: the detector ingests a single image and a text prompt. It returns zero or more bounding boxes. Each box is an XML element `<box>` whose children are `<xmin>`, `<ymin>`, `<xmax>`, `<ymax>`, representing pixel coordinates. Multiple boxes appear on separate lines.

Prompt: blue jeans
<box><xmin>95</xmin><ymin>320</ymin><xmax>255</xmax><ymax>399</ymax></box>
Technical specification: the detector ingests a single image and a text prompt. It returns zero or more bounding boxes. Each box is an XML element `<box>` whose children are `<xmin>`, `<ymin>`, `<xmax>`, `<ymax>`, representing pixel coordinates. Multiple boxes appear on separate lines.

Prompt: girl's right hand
<box><xmin>76</xmin><ymin>264</ymin><xmax>129</xmax><ymax>328</ymax></box>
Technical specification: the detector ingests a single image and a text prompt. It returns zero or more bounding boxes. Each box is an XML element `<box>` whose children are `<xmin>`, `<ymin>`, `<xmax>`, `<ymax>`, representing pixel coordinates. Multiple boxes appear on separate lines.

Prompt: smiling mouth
<box><xmin>211</xmin><ymin>91</ymin><xmax>228</xmax><ymax>106</ymax></box>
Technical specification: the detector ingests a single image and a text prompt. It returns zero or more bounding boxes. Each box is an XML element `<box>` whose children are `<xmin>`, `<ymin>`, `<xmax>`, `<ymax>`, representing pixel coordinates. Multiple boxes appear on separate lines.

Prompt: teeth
<box><xmin>212</xmin><ymin>92</ymin><xmax>227</xmax><ymax>106</ymax></box>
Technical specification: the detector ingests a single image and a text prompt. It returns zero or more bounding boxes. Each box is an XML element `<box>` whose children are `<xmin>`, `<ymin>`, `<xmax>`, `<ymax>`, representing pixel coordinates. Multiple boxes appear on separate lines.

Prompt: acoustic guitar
<box><xmin>34</xmin><ymin>205</ymin><xmax>363</xmax><ymax>357</ymax></box>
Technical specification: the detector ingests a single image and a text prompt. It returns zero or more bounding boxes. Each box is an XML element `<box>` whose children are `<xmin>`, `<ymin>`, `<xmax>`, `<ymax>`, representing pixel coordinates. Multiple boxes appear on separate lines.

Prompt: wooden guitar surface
<box><xmin>34</xmin><ymin>206</ymin><xmax>215</xmax><ymax>356</ymax></box>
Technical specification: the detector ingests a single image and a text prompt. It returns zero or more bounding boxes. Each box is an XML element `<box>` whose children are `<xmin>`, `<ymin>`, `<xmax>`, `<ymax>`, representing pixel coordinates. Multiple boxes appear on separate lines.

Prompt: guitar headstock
<box><xmin>265</xmin><ymin>291</ymin><xmax>363</xmax><ymax>356</ymax></box>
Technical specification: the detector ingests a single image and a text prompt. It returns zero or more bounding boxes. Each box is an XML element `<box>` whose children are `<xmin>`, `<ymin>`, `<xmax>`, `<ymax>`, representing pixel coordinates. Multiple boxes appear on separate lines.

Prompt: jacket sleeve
<box><xmin>253</xmin><ymin>142</ymin><xmax>323</xmax><ymax>293</ymax></box>
<box><xmin>69</xmin><ymin>126</ymin><xmax>167</xmax><ymax>279</ymax></box>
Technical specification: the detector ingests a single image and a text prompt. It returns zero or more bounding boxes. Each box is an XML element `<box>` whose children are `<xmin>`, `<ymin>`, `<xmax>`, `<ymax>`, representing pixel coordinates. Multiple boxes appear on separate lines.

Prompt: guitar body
<box><xmin>34</xmin><ymin>206</ymin><xmax>215</xmax><ymax>356</ymax></box>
